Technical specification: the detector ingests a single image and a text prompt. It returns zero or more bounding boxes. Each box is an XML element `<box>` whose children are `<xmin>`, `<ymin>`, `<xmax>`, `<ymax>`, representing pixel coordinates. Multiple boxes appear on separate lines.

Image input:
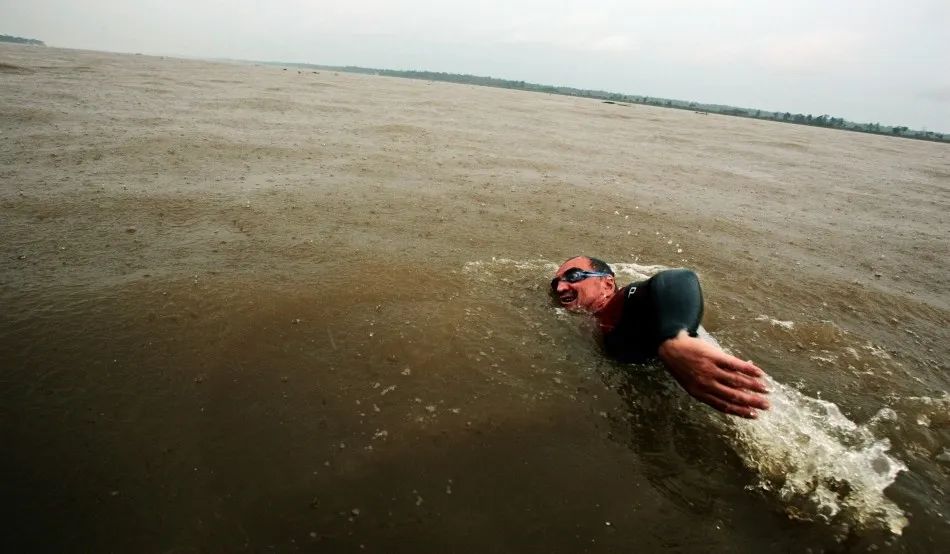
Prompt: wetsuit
<box><xmin>603</xmin><ymin>269</ymin><xmax>704</xmax><ymax>363</ymax></box>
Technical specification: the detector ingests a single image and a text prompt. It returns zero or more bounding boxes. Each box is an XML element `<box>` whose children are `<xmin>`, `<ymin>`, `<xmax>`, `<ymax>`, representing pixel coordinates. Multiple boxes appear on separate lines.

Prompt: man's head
<box><xmin>551</xmin><ymin>256</ymin><xmax>617</xmax><ymax>313</ymax></box>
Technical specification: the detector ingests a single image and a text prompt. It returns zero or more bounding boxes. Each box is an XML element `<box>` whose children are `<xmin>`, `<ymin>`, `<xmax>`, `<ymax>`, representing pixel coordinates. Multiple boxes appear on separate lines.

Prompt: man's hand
<box><xmin>657</xmin><ymin>331</ymin><xmax>770</xmax><ymax>419</ymax></box>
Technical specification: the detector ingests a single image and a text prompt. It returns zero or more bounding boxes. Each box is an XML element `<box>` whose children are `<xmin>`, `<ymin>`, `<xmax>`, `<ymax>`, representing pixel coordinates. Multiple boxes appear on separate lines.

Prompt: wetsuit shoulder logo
<box><xmin>627</xmin><ymin>286</ymin><xmax>637</xmax><ymax>298</ymax></box>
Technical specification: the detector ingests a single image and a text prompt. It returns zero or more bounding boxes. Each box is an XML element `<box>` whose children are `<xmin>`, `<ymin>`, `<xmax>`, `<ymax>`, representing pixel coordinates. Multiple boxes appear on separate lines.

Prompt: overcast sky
<box><xmin>4</xmin><ymin>0</ymin><xmax>949</xmax><ymax>131</ymax></box>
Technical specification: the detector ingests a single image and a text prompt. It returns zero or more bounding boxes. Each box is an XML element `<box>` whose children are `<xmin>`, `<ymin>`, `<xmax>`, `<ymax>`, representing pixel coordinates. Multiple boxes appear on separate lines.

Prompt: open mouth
<box><xmin>558</xmin><ymin>291</ymin><xmax>577</xmax><ymax>305</ymax></box>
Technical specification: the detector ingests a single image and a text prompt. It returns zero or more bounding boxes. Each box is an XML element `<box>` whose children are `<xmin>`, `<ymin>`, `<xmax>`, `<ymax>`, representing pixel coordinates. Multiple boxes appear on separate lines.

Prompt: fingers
<box><xmin>711</xmin><ymin>382</ymin><xmax>770</xmax><ymax>410</ymax></box>
<box><xmin>660</xmin><ymin>337</ymin><xmax>771</xmax><ymax>419</ymax></box>
<box><xmin>715</xmin><ymin>352</ymin><xmax>764</xmax><ymax>377</ymax></box>
<box><xmin>698</xmin><ymin>393</ymin><xmax>760</xmax><ymax>419</ymax></box>
<box><xmin>714</xmin><ymin>368</ymin><xmax>768</xmax><ymax>394</ymax></box>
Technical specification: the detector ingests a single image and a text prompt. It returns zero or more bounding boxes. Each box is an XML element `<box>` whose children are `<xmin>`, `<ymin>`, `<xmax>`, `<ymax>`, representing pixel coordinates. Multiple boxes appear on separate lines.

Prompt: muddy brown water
<box><xmin>1</xmin><ymin>44</ymin><xmax>948</xmax><ymax>552</ymax></box>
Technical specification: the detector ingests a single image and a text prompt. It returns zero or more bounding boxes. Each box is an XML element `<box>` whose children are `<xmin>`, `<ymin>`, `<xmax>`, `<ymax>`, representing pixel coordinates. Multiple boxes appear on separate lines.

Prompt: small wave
<box><xmin>610</xmin><ymin>262</ymin><xmax>668</xmax><ymax>282</ymax></box>
<box><xmin>754</xmin><ymin>314</ymin><xmax>796</xmax><ymax>330</ymax></box>
<box><xmin>462</xmin><ymin>257</ymin><xmax>557</xmax><ymax>274</ymax></box>
<box><xmin>900</xmin><ymin>393</ymin><xmax>950</xmax><ymax>410</ymax></box>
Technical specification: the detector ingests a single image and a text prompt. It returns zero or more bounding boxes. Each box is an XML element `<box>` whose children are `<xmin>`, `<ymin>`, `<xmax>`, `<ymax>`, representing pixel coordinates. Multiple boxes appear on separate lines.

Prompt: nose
<box><xmin>555</xmin><ymin>280</ymin><xmax>572</xmax><ymax>294</ymax></box>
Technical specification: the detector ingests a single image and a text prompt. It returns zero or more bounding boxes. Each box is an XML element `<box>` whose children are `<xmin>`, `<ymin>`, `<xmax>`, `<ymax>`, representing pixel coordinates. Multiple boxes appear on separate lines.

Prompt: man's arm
<box><xmin>658</xmin><ymin>331</ymin><xmax>770</xmax><ymax>419</ymax></box>
<box><xmin>647</xmin><ymin>269</ymin><xmax>769</xmax><ymax>418</ymax></box>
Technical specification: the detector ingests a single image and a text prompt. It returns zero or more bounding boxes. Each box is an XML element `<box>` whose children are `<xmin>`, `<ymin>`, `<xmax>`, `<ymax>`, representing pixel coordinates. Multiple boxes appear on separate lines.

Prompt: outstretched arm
<box><xmin>658</xmin><ymin>330</ymin><xmax>770</xmax><ymax>418</ymax></box>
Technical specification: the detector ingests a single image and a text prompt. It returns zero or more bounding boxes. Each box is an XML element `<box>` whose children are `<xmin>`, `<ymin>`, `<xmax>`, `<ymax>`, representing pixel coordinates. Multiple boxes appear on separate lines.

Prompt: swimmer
<box><xmin>551</xmin><ymin>256</ymin><xmax>770</xmax><ymax>418</ymax></box>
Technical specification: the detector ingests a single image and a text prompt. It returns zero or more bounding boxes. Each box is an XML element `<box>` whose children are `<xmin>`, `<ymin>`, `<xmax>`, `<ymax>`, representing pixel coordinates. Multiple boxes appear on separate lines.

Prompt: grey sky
<box><xmin>4</xmin><ymin>0</ymin><xmax>949</xmax><ymax>131</ymax></box>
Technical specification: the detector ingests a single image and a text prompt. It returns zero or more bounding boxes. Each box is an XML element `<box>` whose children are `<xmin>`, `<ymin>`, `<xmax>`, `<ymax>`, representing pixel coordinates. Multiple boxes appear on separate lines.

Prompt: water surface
<box><xmin>1</xmin><ymin>44</ymin><xmax>948</xmax><ymax>552</ymax></box>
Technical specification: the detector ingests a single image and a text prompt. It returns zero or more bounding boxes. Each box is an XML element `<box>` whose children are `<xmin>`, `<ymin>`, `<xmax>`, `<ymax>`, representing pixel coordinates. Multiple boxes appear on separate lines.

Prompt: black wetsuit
<box><xmin>603</xmin><ymin>269</ymin><xmax>704</xmax><ymax>363</ymax></box>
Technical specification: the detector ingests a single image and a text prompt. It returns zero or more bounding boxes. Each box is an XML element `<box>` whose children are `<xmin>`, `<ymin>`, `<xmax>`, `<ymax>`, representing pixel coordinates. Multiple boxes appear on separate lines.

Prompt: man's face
<box><xmin>551</xmin><ymin>257</ymin><xmax>616</xmax><ymax>313</ymax></box>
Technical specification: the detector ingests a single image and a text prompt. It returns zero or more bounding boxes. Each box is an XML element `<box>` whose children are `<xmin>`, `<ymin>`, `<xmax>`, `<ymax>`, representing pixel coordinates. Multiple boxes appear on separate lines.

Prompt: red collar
<box><xmin>594</xmin><ymin>288</ymin><xmax>624</xmax><ymax>333</ymax></box>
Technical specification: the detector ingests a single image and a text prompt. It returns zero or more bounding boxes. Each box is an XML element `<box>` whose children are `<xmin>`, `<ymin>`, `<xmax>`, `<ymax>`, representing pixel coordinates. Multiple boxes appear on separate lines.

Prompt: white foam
<box><xmin>723</xmin><ymin>377</ymin><xmax>908</xmax><ymax>534</ymax></box>
<box><xmin>755</xmin><ymin>314</ymin><xmax>796</xmax><ymax>330</ymax></box>
<box><xmin>610</xmin><ymin>261</ymin><xmax>668</xmax><ymax>282</ymax></box>
<box><xmin>902</xmin><ymin>393</ymin><xmax>950</xmax><ymax>408</ymax></box>
<box><xmin>862</xmin><ymin>341</ymin><xmax>893</xmax><ymax>360</ymax></box>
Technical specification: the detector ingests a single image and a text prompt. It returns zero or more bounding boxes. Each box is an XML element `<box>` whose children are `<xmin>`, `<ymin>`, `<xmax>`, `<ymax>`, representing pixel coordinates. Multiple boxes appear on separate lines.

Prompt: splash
<box><xmin>465</xmin><ymin>257</ymin><xmax>909</xmax><ymax>534</ymax></box>
<box><xmin>724</xmin><ymin>378</ymin><xmax>908</xmax><ymax>534</ymax></box>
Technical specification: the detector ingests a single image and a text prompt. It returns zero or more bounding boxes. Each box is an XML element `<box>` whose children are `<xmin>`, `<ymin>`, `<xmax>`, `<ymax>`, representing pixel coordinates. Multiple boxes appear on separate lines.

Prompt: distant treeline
<box><xmin>277</xmin><ymin>62</ymin><xmax>948</xmax><ymax>144</ymax></box>
<box><xmin>0</xmin><ymin>34</ymin><xmax>45</xmax><ymax>46</ymax></box>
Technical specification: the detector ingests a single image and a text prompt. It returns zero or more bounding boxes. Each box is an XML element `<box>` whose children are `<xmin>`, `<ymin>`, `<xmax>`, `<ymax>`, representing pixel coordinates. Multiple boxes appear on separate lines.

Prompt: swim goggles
<box><xmin>550</xmin><ymin>268</ymin><xmax>613</xmax><ymax>291</ymax></box>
